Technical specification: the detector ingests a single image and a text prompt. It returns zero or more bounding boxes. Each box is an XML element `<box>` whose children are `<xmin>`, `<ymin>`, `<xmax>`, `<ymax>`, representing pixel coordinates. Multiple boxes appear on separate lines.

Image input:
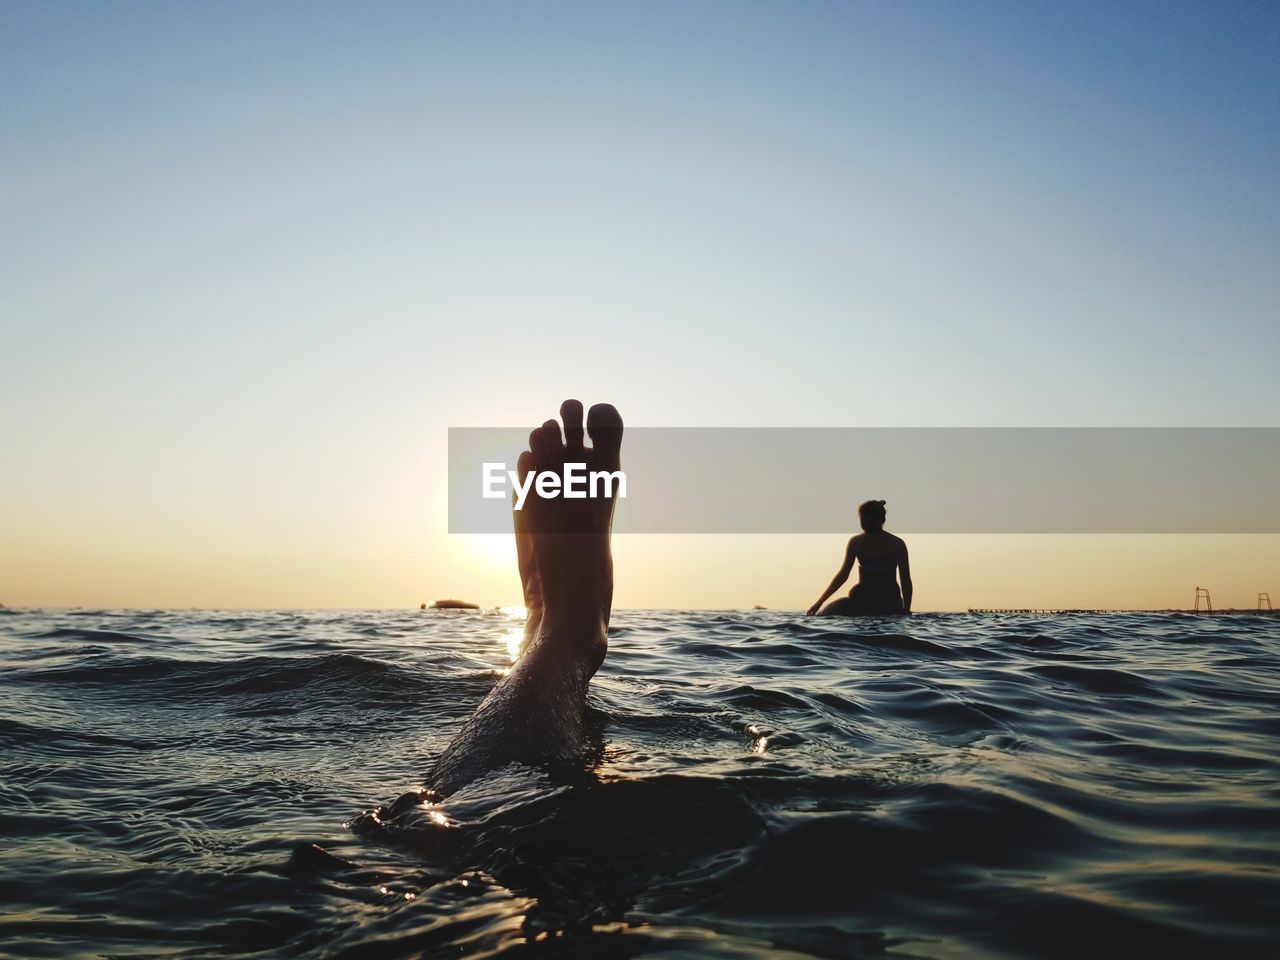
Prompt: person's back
<box><xmin>807</xmin><ymin>500</ymin><xmax>912</xmax><ymax>617</ymax></box>
<box><xmin>853</xmin><ymin>529</ymin><xmax>907</xmax><ymax>596</ymax></box>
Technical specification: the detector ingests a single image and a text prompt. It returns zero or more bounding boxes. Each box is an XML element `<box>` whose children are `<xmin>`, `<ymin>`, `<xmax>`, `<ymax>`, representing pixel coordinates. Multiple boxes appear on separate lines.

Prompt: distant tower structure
<box><xmin>1260</xmin><ymin>592</ymin><xmax>1273</xmax><ymax>611</ymax></box>
<box><xmin>1194</xmin><ymin>586</ymin><xmax>1213</xmax><ymax>612</ymax></box>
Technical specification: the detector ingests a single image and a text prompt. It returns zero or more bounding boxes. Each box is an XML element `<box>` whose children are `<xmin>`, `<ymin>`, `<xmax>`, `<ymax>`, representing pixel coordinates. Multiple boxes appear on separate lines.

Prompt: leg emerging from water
<box><xmin>429</xmin><ymin>400</ymin><xmax>623</xmax><ymax>796</ymax></box>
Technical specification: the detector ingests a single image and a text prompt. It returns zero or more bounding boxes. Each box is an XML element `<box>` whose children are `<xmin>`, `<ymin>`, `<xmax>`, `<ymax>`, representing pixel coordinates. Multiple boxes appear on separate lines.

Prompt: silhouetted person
<box><xmin>807</xmin><ymin>500</ymin><xmax>912</xmax><ymax>616</ymax></box>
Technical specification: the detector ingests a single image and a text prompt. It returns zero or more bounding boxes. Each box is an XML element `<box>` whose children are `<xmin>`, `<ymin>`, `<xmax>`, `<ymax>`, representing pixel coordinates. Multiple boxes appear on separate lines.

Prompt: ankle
<box><xmin>538</xmin><ymin>602</ymin><xmax>610</xmax><ymax>638</ymax></box>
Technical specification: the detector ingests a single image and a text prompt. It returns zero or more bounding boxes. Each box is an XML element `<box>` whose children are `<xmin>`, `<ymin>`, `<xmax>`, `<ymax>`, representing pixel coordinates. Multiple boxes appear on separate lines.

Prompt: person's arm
<box><xmin>807</xmin><ymin>538</ymin><xmax>857</xmax><ymax>615</ymax></box>
<box><xmin>898</xmin><ymin>546</ymin><xmax>913</xmax><ymax>614</ymax></box>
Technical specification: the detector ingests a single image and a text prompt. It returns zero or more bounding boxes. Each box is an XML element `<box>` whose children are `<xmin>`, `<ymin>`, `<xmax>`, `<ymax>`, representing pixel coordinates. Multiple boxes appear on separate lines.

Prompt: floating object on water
<box><xmin>428</xmin><ymin>599</ymin><xmax>481</xmax><ymax>610</ymax></box>
<box><xmin>973</xmin><ymin>586</ymin><xmax>1276</xmax><ymax>615</ymax></box>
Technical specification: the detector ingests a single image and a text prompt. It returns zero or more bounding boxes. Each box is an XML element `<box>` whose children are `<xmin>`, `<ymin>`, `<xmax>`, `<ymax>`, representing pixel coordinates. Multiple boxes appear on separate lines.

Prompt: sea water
<box><xmin>1</xmin><ymin>607</ymin><xmax>1276</xmax><ymax>959</ymax></box>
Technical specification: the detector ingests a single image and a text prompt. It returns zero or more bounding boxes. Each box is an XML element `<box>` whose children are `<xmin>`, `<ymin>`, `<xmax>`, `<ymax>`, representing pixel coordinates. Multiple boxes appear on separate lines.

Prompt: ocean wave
<box><xmin>1</xmin><ymin>608</ymin><xmax>1276</xmax><ymax>958</ymax></box>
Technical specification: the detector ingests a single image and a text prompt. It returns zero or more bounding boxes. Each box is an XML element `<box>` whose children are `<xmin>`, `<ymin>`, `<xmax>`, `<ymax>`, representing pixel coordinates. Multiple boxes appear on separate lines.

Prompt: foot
<box><xmin>429</xmin><ymin>400</ymin><xmax>622</xmax><ymax>795</ymax></box>
<box><xmin>515</xmin><ymin>399</ymin><xmax>623</xmax><ymax>658</ymax></box>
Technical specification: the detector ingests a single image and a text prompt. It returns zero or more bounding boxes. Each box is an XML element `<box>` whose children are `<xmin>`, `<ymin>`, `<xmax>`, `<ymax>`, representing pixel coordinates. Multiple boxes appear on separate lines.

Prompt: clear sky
<box><xmin>3</xmin><ymin>1</ymin><xmax>1278</xmax><ymax>610</ymax></box>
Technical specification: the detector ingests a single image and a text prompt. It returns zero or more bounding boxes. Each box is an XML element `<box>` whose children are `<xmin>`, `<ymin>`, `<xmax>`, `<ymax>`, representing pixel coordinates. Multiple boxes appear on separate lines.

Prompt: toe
<box><xmin>517</xmin><ymin>448</ymin><xmax>536</xmax><ymax>485</ymax></box>
<box><xmin>560</xmin><ymin>399</ymin><xmax>584</xmax><ymax>455</ymax></box>
<box><xmin>527</xmin><ymin>427</ymin><xmax>545</xmax><ymax>468</ymax></box>
<box><xmin>586</xmin><ymin>403</ymin><xmax>624</xmax><ymax>469</ymax></box>
<box><xmin>538</xmin><ymin>418</ymin><xmax>564</xmax><ymax>461</ymax></box>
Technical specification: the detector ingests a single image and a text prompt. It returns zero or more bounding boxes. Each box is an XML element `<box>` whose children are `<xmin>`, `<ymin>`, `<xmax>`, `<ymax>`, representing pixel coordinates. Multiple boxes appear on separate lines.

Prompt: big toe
<box><xmin>586</xmin><ymin>403</ymin><xmax>623</xmax><ymax>469</ymax></box>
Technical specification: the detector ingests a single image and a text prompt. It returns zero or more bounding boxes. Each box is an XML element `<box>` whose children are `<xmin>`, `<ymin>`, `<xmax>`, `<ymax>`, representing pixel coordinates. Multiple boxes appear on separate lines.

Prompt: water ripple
<box><xmin>0</xmin><ymin>607</ymin><xmax>1276</xmax><ymax>958</ymax></box>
